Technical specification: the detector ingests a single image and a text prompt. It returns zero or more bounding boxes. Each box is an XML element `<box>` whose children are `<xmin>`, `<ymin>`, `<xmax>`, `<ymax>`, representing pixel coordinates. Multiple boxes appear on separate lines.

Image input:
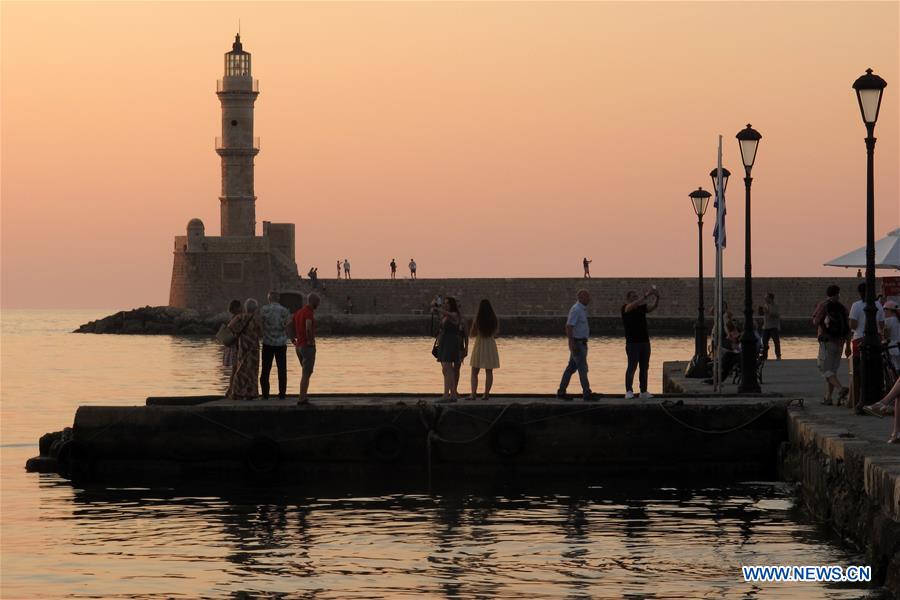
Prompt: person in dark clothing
<box><xmin>622</xmin><ymin>287</ymin><xmax>660</xmax><ymax>399</ymax></box>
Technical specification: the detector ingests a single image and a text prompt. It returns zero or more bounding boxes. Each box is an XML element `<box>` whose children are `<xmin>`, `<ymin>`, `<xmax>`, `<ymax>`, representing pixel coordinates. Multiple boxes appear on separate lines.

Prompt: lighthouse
<box><xmin>217</xmin><ymin>34</ymin><xmax>259</xmax><ymax>237</ymax></box>
<box><xmin>169</xmin><ymin>34</ymin><xmax>299</xmax><ymax>312</ymax></box>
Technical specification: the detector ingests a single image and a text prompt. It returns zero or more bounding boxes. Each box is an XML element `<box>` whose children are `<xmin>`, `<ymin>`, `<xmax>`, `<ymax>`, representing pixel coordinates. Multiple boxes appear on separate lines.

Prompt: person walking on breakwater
<box><xmin>557</xmin><ymin>289</ymin><xmax>595</xmax><ymax>401</ymax></box>
<box><xmin>760</xmin><ymin>292</ymin><xmax>782</xmax><ymax>360</ymax></box>
<box><xmin>223</xmin><ymin>299</ymin><xmax>242</xmax><ymax>369</ymax></box>
<box><xmin>226</xmin><ymin>298</ymin><xmax>262</xmax><ymax>401</ymax></box>
<box><xmin>293</xmin><ymin>293</ymin><xmax>320</xmax><ymax>405</ymax></box>
<box><xmin>259</xmin><ymin>291</ymin><xmax>291</xmax><ymax>400</ymax></box>
<box><xmin>433</xmin><ymin>296</ymin><xmax>466</xmax><ymax>402</ymax></box>
<box><xmin>390</xmin><ymin>258</ymin><xmax>397</xmax><ymax>280</ymax></box>
<box><xmin>812</xmin><ymin>285</ymin><xmax>851</xmax><ymax>406</ymax></box>
<box><xmin>469</xmin><ymin>299</ymin><xmax>500</xmax><ymax>400</ymax></box>
<box><xmin>343</xmin><ymin>258</ymin><xmax>352</xmax><ymax>280</ymax></box>
<box><xmin>622</xmin><ymin>287</ymin><xmax>659</xmax><ymax>399</ymax></box>
<box><xmin>583</xmin><ymin>257</ymin><xmax>592</xmax><ymax>278</ymax></box>
<box><xmin>409</xmin><ymin>258</ymin><xmax>417</xmax><ymax>280</ymax></box>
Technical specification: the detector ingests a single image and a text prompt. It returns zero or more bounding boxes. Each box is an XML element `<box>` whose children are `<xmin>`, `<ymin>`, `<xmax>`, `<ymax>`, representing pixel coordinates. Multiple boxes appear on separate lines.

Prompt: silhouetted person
<box><xmin>293</xmin><ymin>293</ymin><xmax>320</xmax><ymax>404</ymax></box>
<box><xmin>469</xmin><ymin>299</ymin><xmax>500</xmax><ymax>400</ymax></box>
<box><xmin>812</xmin><ymin>284</ymin><xmax>851</xmax><ymax>406</ymax></box>
<box><xmin>259</xmin><ymin>291</ymin><xmax>290</xmax><ymax>399</ymax></box>
<box><xmin>557</xmin><ymin>289</ymin><xmax>594</xmax><ymax>401</ymax></box>
<box><xmin>343</xmin><ymin>258</ymin><xmax>351</xmax><ymax>280</ymax></box>
<box><xmin>336</xmin><ymin>259</ymin><xmax>341</xmax><ymax>279</ymax></box>
<box><xmin>583</xmin><ymin>257</ymin><xmax>592</xmax><ymax>278</ymax></box>
<box><xmin>390</xmin><ymin>258</ymin><xmax>397</xmax><ymax>280</ymax></box>
<box><xmin>345</xmin><ymin>296</ymin><xmax>353</xmax><ymax>314</ymax></box>
<box><xmin>409</xmin><ymin>258</ymin><xmax>417</xmax><ymax>280</ymax></box>
<box><xmin>622</xmin><ymin>287</ymin><xmax>659</xmax><ymax>399</ymax></box>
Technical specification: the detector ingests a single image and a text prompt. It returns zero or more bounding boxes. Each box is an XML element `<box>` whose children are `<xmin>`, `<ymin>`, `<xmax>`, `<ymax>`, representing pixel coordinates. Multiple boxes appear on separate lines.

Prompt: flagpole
<box><xmin>714</xmin><ymin>135</ymin><xmax>725</xmax><ymax>392</ymax></box>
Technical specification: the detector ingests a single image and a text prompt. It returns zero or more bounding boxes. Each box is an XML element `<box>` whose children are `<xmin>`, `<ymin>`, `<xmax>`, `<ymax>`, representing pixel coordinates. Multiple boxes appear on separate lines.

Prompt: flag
<box><xmin>713</xmin><ymin>145</ymin><xmax>726</xmax><ymax>249</ymax></box>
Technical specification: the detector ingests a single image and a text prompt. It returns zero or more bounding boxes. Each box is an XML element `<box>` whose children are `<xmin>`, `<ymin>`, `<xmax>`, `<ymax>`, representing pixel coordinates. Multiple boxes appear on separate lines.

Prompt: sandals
<box><xmin>888</xmin><ymin>433</ymin><xmax>900</xmax><ymax>444</ymax></box>
<box><xmin>863</xmin><ymin>404</ymin><xmax>887</xmax><ymax>418</ymax></box>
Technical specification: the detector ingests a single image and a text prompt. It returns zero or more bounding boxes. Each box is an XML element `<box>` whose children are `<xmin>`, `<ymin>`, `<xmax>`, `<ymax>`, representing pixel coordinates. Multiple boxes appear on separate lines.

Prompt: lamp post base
<box><xmin>685</xmin><ymin>354</ymin><xmax>711</xmax><ymax>378</ymax></box>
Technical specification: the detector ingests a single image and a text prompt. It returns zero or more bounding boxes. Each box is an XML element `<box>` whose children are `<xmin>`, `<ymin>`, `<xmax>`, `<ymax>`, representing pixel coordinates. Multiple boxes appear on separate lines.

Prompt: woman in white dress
<box><xmin>469</xmin><ymin>299</ymin><xmax>500</xmax><ymax>400</ymax></box>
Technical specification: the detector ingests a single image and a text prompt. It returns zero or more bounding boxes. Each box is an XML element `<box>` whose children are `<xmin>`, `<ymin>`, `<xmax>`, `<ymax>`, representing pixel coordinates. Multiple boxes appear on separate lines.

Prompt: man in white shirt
<box><xmin>848</xmin><ymin>282</ymin><xmax>884</xmax><ymax>411</ymax></box>
<box><xmin>343</xmin><ymin>258</ymin><xmax>351</xmax><ymax>280</ymax></box>
<box><xmin>557</xmin><ymin>289</ymin><xmax>595</xmax><ymax>401</ymax></box>
<box><xmin>409</xmin><ymin>258</ymin><xmax>417</xmax><ymax>280</ymax></box>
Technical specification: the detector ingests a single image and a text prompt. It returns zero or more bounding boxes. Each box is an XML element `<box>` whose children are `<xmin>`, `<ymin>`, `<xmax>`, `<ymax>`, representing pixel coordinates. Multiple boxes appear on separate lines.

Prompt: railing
<box><xmin>215</xmin><ymin>136</ymin><xmax>260</xmax><ymax>150</ymax></box>
<box><xmin>216</xmin><ymin>79</ymin><xmax>259</xmax><ymax>93</ymax></box>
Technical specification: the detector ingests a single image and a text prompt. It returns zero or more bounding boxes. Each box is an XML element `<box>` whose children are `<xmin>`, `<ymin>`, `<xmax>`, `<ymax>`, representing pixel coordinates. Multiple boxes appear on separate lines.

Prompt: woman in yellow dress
<box><xmin>469</xmin><ymin>299</ymin><xmax>500</xmax><ymax>400</ymax></box>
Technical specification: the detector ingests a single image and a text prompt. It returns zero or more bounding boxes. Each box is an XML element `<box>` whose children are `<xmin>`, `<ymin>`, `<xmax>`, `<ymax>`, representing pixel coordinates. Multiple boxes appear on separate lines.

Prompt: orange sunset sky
<box><xmin>1</xmin><ymin>1</ymin><xmax>898</xmax><ymax>309</ymax></box>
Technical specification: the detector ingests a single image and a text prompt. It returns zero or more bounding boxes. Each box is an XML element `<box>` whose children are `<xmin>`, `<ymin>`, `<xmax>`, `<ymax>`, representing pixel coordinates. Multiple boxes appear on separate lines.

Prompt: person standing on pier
<box><xmin>848</xmin><ymin>282</ymin><xmax>885</xmax><ymax>412</ymax></box>
<box><xmin>343</xmin><ymin>258</ymin><xmax>352</xmax><ymax>280</ymax></box>
<box><xmin>760</xmin><ymin>292</ymin><xmax>782</xmax><ymax>360</ymax></box>
<box><xmin>409</xmin><ymin>258</ymin><xmax>417</xmax><ymax>280</ymax></box>
<box><xmin>293</xmin><ymin>293</ymin><xmax>320</xmax><ymax>405</ymax></box>
<box><xmin>259</xmin><ymin>291</ymin><xmax>291</xmax><ymax>400</ymax></box>
<box><xmin>622</xmin><ymin>288</ymin><xmax>659</xmax><ymax>399</ymax></box>
<box><xmin>583</xmin><ymin>257</ymin><xmax>592</xmax><ymax>278</ymax></box>
<box><xmin>433</xmin><ymin>296</ymin><xmax>465</xmax><ymax>402</ymax></box>
<box><xmin>557</xmin><ymin>289</ymin><xmax>594</xmax><ymax>401</ymax></box>
<box><xmin>812</xmin><ymin>285</ymin><xmax>851</xmax><ymax>406</ymax></box>
<box><xmin>469</xmin><ymin>299</ymin><xmax>500</xmax><ymax>400</ymax></box>
<box><xmin>336</xmin><ymin>260</ymin><xmax>342</xmax><ymax>279</ymax></box>
<box><xmin>390</xmin><ymin>258</ymin><xmax>397</xmax><ymax>280</ymax></box>
<box><xmin>226</xmin><ymin>298</ymin><xmax>262</xmax><ymax>401</ymax></box>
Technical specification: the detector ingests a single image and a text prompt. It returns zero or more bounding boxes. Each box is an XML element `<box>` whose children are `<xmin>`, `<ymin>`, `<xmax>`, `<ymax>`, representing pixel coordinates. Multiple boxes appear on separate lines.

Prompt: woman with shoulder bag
<box><xmin>433</xmin><ymin>296</ymin><xmax>463</xmax><ymax>402</ymax></box>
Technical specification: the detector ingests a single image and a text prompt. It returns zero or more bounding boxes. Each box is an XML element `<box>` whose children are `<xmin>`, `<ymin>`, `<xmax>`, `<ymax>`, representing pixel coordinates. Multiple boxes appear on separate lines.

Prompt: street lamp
<box><xmin>853</xmin><ymin>68</ymin><xmax>888</xmax><ymax>406</ymax></box>
<box><xmin>736</xmin><ymin>124</ymin><xmax>762</xmax><ymax>393</ymax></box>
<box><xmin>685</xmin><ymin>186</ymin><xmax>713</xmax><ymax>378</ymax></box>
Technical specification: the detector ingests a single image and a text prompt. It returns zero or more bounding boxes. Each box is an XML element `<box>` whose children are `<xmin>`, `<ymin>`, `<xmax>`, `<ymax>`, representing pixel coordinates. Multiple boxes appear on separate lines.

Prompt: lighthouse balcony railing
<box><xmin>217</xmin><ymin>79</ymin><xmax>259</xmax><ymax>93</ymax></box>
<box><xmin>216</xmin><ymin>136</ymin><xmax>260</xmax><ymax>151</ymax></box>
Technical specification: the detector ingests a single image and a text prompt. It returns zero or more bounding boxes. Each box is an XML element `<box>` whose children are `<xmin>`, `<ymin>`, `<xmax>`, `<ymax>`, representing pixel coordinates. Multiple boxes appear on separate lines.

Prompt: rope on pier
<box><xmin>656</xmin><ymin>399</ymin><xmax>798</xmax><ymax>435</ymax></box>
<box><xmin>428</xmin><ymin>404</ymin><xmax>514</xmax><ymax>445</ymax></box>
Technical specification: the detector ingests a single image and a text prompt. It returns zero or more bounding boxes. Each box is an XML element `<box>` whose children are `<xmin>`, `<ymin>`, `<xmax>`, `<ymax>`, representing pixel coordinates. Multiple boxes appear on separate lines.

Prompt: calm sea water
<box><xmin>0</xmin><ymin>310</ymin><xmax>881</xmax><ymax>598</ymax></box>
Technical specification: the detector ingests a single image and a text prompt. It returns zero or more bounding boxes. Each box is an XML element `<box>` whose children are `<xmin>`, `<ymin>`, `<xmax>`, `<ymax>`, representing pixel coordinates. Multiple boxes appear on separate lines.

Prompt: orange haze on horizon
<box><xmin>1</xmin><ymin>1</ymin><xmax>898</xmax><ymax>309</ymax></box>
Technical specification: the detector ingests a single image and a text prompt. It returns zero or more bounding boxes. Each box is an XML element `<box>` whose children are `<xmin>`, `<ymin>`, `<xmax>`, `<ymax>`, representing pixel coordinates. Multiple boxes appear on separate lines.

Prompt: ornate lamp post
<box><xmin>853</xmin><ymin>68</ymin><xmax>887</xmax><ymax>405</ymax></box>
<box><xmin>736</xmin><ymin>124</ymin><xmax>762</xmax><ymax>393</ymax></box>
<box><xmin>685</xmin><ymin>186</ymin><xmax>713</xmax><ymax>378</ymax></box>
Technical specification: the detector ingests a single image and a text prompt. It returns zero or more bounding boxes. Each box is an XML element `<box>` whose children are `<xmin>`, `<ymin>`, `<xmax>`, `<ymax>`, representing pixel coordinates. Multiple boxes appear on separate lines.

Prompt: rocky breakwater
<box><xmin>75</xmin><ymin>306</ymin><xmax>227</xmax><ymax>335</ymax></box>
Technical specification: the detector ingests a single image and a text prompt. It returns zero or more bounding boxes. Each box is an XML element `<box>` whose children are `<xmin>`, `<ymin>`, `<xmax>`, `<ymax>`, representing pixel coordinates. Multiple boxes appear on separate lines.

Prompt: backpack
<box><xmin>824</xmin><ymin>301</ymin><xmax>849</xmax><ymax>339</ymax></box>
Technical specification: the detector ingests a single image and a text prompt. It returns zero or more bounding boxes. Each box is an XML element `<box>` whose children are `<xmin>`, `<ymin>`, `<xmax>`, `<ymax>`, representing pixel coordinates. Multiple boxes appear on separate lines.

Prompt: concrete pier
<box><xmin>28</xmin><ymin>395</ymin><xmax>790</xmax><ymax>486</ymax></box>
<box><xmin>663</xmin><ymin>358</ymin><xmax>900</xmax><ymax>594</ymax></box>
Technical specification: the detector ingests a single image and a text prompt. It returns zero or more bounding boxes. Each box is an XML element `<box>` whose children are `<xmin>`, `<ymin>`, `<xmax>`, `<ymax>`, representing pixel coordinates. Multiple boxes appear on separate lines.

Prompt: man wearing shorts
<box><xmin>811</xmin><ymin>285</ymin><xmax>850</xmax><ymax>406</ymax></box>
<box><xmin>293</xmin><ymin>293</ymin><xmax>320</xmax><ymax>405</ymax></box>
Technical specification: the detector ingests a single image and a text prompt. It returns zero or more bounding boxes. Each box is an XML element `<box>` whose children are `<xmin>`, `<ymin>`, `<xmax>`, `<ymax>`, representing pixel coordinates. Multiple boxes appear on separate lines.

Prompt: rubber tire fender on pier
<box><xmin>372</xmin><ymin>426</ymin><xmax>405</xmax><ymax>462</ymax></box>
<box><xmin>245</xmin><ymin>436</ymin><xmax>282</xmax><ymax>475</ymax></box>
<box><xmin>56</xmin><ymin>439</ymin><xmax>90</xmax><ymax>481</ymax></box>
<box><xmin>490</xmin><ymin>422</ymin><xmax>526</xmax><ymax>458</ymax></box>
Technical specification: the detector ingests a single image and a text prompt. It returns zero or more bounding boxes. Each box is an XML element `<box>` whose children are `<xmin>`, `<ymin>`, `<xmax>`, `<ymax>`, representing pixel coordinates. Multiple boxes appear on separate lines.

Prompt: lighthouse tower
<box><xmin>169</xmin><ymin>34</ymin><xmax>299</xmax><ymax>312</ymax></box>
<box><xmin>217</xmin><ymin>34</ymin><xmax>259</xmax><ymax>237</ymax></box>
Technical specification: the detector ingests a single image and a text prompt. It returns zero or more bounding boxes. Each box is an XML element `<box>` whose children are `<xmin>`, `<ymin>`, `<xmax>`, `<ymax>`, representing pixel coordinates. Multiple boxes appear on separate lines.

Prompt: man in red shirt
<box><xmin>293</xmin><ymin>293</ymin><xmax>320</xmax><ymax>405</ymax></box>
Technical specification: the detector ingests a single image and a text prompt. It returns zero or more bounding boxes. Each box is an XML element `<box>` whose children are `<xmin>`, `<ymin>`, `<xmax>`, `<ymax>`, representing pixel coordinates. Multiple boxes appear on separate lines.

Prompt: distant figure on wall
<box><xmin>557</xmin><ymin>289</ymin><xmax>594</xmax><ymax>401</ymax></box>
<box><xmin>343</xmin><ymin>258</ymin><xmax>352</xmax><ymax>280</ymax></box>
<box><xmin>583</xmin><ymin>257</ymin><xmax>592</xmax><ymax>278</ymax></box>
<box><xmin>390</xmin><ymin>258</ymin><xmax>397</xmax><ymax>280</ymax></box>
<box><xmin>308</xmin><ymin>267</ymin><xmax>319</xmax><ymax>289</ymax></box>
<box><xmin>222</xmin><ymin>299</ymin><xmax>242</xmax><ymax>377</ymax></box>
<box><xmin>293</xmin><ymin>293</ymin><xmax>320</xmax><ymax>405</ymax></box>
<box><xmin>226</xmin><ymin>298</ymin><xmax>262</xmax><ymax>401</ymax></box>
<box><xmin>409</xmin><ymin>258</ymin><xmax>417</xmax><ymax>280</ymax></box>
<box><xmin>345</xmin><ymin>296</ymin><xmax>353</xmax><ymax>314</ymax></box>
<box><xmin>259</xmin><ymin>291</ymin><xmax>291</xmax><ymax>400</ymax></box>
<box><xmin>336</xmin><ymin>260</ymin><xmax>341</xmax><ymax>279</ymax></box>
<box><xmin>857</xmin><ymin>269</ymin><xmax>863</xmax><ymax>278</ymax></box>
<box><xmin>760</xmin><ymin>292</ymin><xmax>782</xmax><ymax>360</ymax></box>
<box><xmin>469</xmin><ymin>299</ymin><xmax>500</xmax><ymax>400</ymax></box>
<box><xmin>622</xmin><ymin>287</ymin><xmax>659</xmax><ymax>399</ymax></box>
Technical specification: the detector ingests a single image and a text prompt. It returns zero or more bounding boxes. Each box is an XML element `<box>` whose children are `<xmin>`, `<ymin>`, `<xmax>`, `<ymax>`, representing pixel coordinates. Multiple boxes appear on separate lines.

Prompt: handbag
<box><xmin>215</xmin><ymin>315</ymin><xmax>250</xmax><ymax>347</ymax></box>
<box><xmin>431</xmin><ymin>332</ymin><xmax>443</xmax><ymax>358</ymax></box>
<box><xmin>215</xmin><ymin>324</ymin><xmax>237</xmax><ymax>347</ymax></box>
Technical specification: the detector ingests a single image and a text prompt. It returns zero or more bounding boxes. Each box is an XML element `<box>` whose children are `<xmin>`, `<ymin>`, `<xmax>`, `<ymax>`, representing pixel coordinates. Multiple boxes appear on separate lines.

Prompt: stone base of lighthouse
<box><xmin>168</xmin><ymin>221</ymin><xmax>299</xmax><ymax>313</ymax></box>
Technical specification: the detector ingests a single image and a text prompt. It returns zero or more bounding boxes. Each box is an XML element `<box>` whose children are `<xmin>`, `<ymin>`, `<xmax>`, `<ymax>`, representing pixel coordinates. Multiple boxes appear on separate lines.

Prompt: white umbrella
<box><xmin>824</xmin><ymin>228</ymin><xmax>900</xmax><ymax>270</ymax></box>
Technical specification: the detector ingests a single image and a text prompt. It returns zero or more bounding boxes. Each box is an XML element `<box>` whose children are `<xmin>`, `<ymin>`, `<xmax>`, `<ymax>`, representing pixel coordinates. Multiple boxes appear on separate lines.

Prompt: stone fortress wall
<box><xmin>310</xmin><ymin>276</ymin><xmax>877</xmax><ymax>319</ymax></box>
